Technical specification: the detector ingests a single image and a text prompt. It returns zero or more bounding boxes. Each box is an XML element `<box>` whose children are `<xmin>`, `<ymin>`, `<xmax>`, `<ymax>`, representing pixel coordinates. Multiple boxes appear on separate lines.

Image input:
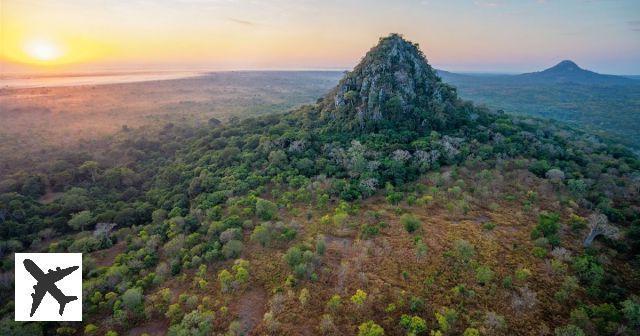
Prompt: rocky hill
<box><xmin>321</xmin><ymin>34</ymin><xmax>464</xmax><ymax>132</ymax></box>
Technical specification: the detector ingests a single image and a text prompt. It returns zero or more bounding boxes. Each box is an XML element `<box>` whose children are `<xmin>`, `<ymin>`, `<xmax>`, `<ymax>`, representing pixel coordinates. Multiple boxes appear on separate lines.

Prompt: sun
<box><xmin>24</xmin><ymin>39</ymin><xmax>63</xmax><ymax>62</ymax></box>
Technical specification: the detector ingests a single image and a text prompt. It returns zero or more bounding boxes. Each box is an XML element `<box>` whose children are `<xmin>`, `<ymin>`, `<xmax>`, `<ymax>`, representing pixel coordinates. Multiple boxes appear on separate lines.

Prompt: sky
<box><xmin>1</xmin><ymin>0</ymin><xmax>639</xmax><ymax>74</ymax></box>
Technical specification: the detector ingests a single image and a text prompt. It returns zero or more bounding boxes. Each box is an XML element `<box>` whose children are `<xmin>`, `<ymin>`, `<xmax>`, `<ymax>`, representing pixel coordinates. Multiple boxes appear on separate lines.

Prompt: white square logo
<box><xmin>14</xmin><ymin>253</ymin><xmax>82</xmax><ymax>321</ymax></box>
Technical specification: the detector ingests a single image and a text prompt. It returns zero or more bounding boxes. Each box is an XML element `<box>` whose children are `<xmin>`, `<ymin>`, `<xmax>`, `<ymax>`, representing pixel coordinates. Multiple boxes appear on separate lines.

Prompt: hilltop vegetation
<box><xmin>1</xmin><ymin>34</ymin><xmax>640</xmax><ymax>336</ymax></box>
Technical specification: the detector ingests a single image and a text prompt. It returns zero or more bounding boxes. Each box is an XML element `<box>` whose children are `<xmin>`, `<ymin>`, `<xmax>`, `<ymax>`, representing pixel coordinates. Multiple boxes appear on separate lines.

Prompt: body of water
<box><xmin>0</xmin><ymin>71</ymin><xmax>203</xmax><ymax>89</ymax></box>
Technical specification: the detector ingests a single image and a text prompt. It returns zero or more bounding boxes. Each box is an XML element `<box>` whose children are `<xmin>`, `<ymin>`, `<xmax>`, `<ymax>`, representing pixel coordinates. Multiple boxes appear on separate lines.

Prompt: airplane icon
<box><xmin>23</xmin><ymin>259</ymin><xmax>79</xmax><ymax>317</ymax></box>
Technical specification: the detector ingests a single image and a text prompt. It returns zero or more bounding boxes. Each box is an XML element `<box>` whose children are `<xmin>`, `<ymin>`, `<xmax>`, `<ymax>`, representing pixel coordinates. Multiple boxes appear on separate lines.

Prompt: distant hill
<box><xmin>516</xmin><ymin>60</ymin><xmax>633</xmax><ymax>85</ymax></box>
<box><xmin>436</xmin><ymin>64</ymin><xmax>640</xmax><ymax>149</ymax></box>
<box><xmin>437</xmin><ymin>61</ymin><xmax>635</xmax><ymax>85</ymax></box>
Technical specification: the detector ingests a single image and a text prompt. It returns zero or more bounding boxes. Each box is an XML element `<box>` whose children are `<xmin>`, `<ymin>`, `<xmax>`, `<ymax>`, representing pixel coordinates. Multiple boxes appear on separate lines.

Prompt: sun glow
<box><xmin>24</xmin><ymin>39</ymin><xmax>63</xmax><ymax>62</ymax></box>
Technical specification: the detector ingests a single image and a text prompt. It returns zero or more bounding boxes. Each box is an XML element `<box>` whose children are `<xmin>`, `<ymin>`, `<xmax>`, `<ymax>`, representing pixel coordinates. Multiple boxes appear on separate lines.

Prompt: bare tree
<box><xmin>583</xmin><ymin>213</ymin><xmax>620</xmax><ymax>247</ymax></box>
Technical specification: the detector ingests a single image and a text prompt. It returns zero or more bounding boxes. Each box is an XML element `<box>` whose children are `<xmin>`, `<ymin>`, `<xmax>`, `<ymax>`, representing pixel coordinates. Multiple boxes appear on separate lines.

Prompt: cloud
<box><xmin>227</xmin><ymin>17</ymin><xmax>255</xmax><ymax>26</ymax></box>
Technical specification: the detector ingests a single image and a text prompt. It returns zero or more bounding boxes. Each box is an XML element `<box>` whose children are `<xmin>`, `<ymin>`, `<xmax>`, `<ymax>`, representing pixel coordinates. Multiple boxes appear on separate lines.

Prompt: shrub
<box><xmin>515</xmin><ymin>268</ymin><xmax>531</xmax><ymax>282</ymax></box>
<box><xmin>409</xmin><ymin>296</ymin><xmax>424</xmax><ymax>312</ymax></box>
<box><xmin>531</xmin><ymin>212</ymin><xmax>561</xmax><ymax>246</ymax></box>
<box><xmin>284</xmin><ymin>246</ymin><xmax>303</xmax><ymax>266</ymax></box>
<box><xmin>68</xmin><ymin>236</ymin><xmax>102</xmax><ymax>253</ymax></box>
<box><xmin>218</xmin><ymin>269</ymin><xmax>233</xmax><ymax>292</ymax></box>
<box><xmin>386</xmin><ymin>192</ymin><xmax>403</xmax><ymax>205</ymax></box>
<box><xmin>453</xmin><ymin>239</ymin><xmax>475</xmax><ymax>264</ymax></box>
<box><xmin>554</xmin><ymin>276</ymin><xmax>579</xmax><ymax>302</ymax></box>
<box><xmin>299</xmin><ymin>288</ymin><xmax>310</xmax><ymax>306</ymax></box>
<box><xmin>219</xmin><ymin>228</ymin><xmax>241</xmax><ymax>244</ymax></box>
<box><xmin>550</xmin><ymin>259</ymin><xmax>568</xmax><ymax>275</ymax></box>
<box><xmin>222</xmin><ymin>240</ymin><xmax>244</xmax><ymax>259</ymax></box>
<box><xmin>399</xmin><ymin>315</ymin><xmax>427</xmax><ymax>335</ymax></box>
<box><xmin>573</xmin><ymin>255</ymin><xmax>604</xmax><ymax>289</ymax></box>
<box><xmin>351</xmin><ymin>289</ymin><xmax>367</xmax><ymax>306</ymax></box>
<box><xmin>463</xmin><ymin>328</ymin><xmax>480</xmax><ymax>336</ymax></box>
<box><xmin>167</xmin><ymin>309</ymin><xmax>214</xmax><ymax>336</ymax></box>
<box><xmin>256</xmin><ymin>198</ymin><xmax>278</xmax><ymax>220</ymax></box>
<box><xmin>122</xmin><ymin>287</ymin><xmax>144</xmax><ymax>313</ymax></box>
<box><xmin>283</xmin><ymin>245</ymin><xmax>318</xmax><ymax>280</ymax></box>
<box><xmin>68</xmin><ymin>210</ymin><xmax>93</xmax><ymax>231</ymax></box>
<box><xmin>326</xmin><ymin>294</ymin><xmax>342</xmax><ymax>312</ymax></box>
<box><xmin>502</xmin><ymin>276</ymin><xmax>513</xmax><ymax>288</ymax></box>
<box><xmin>358</xmin><ymin>321</ymin><xmax>385</xmax><ymax>336</ymax></box>
<box><xmin>165</xmin><ymin>303</ymin><xmax>183</xmax><ymax>324</ymax></box>
<box><xmin>319</xmin><ymin>314</ymin><xmax>336</xmax><ymax>334</ymax></box>
<box><xmin>554</xmin><ymin>324</ymin><xmax>585</xmax><ymax>336</ymax></box>
<box><xmin>569</xmin><ymin>214</ymin><xmax>587</xmax><ymax>232</ymax></box>
<box><xmin>401</xmin><ymin>214</ymin><xmax>421</xmax><ymax>233</ymax></box>
<box><xmin>476</xmin><ymin>265</ymin><xmax>494</xmax><ymax>285</ymax></box>
<box><xmin>361</xmin><ymin>224</ymin><xmax>380</xmax><ymax>238</ymax></box>
<box><xmin>482</xmin><ymin>221</ymin><xmax>496</xmax><ymax>231</ymax></box>
<box><xmin>250</xmin><ymin>225</ymin><xmax>270</xmax><ymax>247</ymax></box>
<box><xmin>315</xmin><ymin>236</ymin><xmax>326</xmax><ymax>256</ymax></box>
<box><xmin>434</xmin><ymin>307</ymin><xmax>458</xmax><ymax>334</ymax></box>
<box><xmin>84</xmin><ymin>324</ymin><xmax>98</xmax><ymax>335</ymax></box>
<box><xmin>529</xmin><ymin>160</ymin><xmax>550</xmax><ymax>177</ymax></box>
<box><xmin>532</xmin><ymin>247</ymin><xmax>547</xmax><ymax>258</ymax></box>
<box><xmin>484</xmin><ymin>311</ymin><xmax>507</xmax><ymax>331</ymax></box>
<box><xmin>622</xmin><ymin>298</ymin><xmax>640</xmax><ymax>328</ymax></box>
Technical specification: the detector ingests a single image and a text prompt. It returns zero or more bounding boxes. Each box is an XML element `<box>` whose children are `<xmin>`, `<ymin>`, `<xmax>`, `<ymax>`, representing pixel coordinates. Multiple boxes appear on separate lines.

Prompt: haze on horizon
<box><xmin>2</xmin><ymin>0</ymin><xmax>639</xmax><ymax>75</ymax></box>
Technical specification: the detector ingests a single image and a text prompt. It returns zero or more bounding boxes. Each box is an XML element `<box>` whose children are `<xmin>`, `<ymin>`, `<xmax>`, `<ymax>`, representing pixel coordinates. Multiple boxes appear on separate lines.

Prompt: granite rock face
<box><xmin>321</xmin><ymin>34</ymin><xmax>461</xmax><ymax>132</ymax></box>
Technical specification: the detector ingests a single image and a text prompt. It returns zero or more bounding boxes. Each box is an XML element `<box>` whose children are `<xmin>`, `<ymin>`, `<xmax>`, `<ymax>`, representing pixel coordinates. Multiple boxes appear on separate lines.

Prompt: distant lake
<box><xmin>0</xmin><ymin>71</ymin><xmax>203</xmax><ymax>89</ymax></box>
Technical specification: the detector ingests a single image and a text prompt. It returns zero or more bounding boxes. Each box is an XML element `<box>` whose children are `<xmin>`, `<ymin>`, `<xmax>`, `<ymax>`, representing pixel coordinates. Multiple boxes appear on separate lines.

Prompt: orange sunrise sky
<box><xmin>1</xmin><ymin>0</ymin><xmax>639</xmax><ymax>74</ymax></box>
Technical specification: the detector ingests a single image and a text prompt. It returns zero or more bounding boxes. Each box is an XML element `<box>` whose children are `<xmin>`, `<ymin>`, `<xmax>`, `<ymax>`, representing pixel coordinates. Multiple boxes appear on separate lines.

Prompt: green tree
<box><xmin>256</xmin><ymin>198</ymin><xmax>278</xmax><ymax>220</ymax></box>
<box><xmin>79</xmin><ymin>161</ymin><xmax>99</xmax><ymax>183</ymax></box>
<box><xmin>622</xmin><ymin>298</ymin><xmax>640</xmax><ymax>328</ymax></box>
<box><xmin>167</xmin><ymin>309</ymin><xmax>214</xmax><ymax>336</ymax></box>
<box><xmin>358</xmin><ymin>321</ymin><xmax>385</xmax><ymax>336</ymax></box>
<box><xmin>222</xmin><ymin>240</ymin><xmax>244</xmax><ymax>259</ymax></box>
<box><xmin>68</xmin><ymin>210</ymin><xmax>92</xmax><ymax>231</ymax></box>
<box><xmin>165</xmin><ymin>303</ymin><xmax>184</xmax><ymax>324</ymax></box>
<box><xmin>122</xmin><ymin>287</ymin><xmax>144</xmax><ymax>314</ymax></box>
<box><xmin>250</xmin><ymin>224</ymin><xmax>270</xmax><ymax>247</ymax></box>
<box><xmin>400</xmin><ymin>315</ymin><xmax>427</xmax><ymax>335</ymax></box>
<box><xmin>218</xmin><ymin>269</ymin><xmax>233</xmax><ymax>292</ymax></box>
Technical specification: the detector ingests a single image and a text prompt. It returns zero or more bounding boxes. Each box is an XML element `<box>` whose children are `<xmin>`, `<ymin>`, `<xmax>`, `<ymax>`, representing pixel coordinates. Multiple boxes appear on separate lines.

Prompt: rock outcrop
<box><xmin>320</xmin><ymin>33</ymin><xmax>463</xmax><ymax>132</ymax></box>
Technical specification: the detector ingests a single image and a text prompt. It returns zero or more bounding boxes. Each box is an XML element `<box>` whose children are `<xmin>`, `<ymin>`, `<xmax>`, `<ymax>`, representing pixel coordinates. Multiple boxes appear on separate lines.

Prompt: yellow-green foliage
<box><xmin>357</xmin><ymin>320</ymin><xmax>385</xmax><ymax>336</ymax></box>
<box><xmin>351</xmin><ymin>289</ymin><xmax>368</xmax><ymax>306</ymax></box>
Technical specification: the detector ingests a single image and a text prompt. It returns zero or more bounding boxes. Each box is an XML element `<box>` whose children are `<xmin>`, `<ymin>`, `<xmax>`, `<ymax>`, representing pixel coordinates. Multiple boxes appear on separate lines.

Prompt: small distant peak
<box><xmin>558</xmin><ymin>60</ymin><xmax>578</xmax><ymax>67</ymax></box>
<box><xmin>549</xmin><ymin>60</ymin><xmax>582</xmax><ymax>71</ymax></box>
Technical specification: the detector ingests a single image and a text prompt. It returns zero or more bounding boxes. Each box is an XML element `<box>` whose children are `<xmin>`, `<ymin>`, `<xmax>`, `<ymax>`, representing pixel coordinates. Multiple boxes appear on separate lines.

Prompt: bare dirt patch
<box><xmin>92</xmin><ymin>240</ymin><xmax>126</xmax><ymax>267</ymax></box>
<box><xmin>126</xmin><ymin>319</ymin><xmax>169</xmax><ymax>336</ymax></box>
<box><xmin>233</xmin><ymin>287</ymin><xmax>268</xmax><ymax>335</ymax></box>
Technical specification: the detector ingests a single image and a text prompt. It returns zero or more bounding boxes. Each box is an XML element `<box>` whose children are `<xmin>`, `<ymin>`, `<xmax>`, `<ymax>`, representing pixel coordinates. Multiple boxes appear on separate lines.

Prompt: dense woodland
<box><xmin>1</xmin><ymin>34</ymin><xmax>640</xmax><ymax>336</ymax></box>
